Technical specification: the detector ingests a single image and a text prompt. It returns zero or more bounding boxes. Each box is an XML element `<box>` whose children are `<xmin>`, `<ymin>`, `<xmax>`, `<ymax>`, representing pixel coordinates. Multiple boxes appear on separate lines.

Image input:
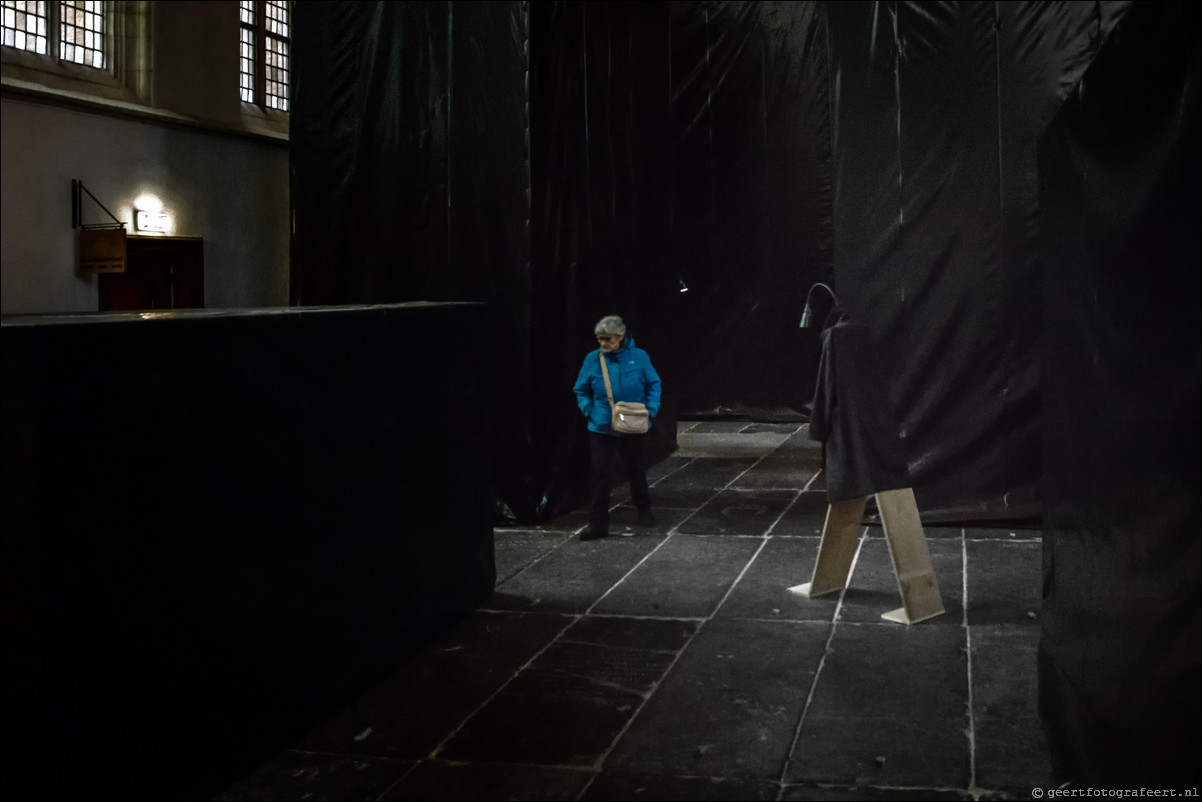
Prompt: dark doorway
<box><xmin>98</xmin><ymin>236</ymin><xmax>204</xmax><ymax>312</ymax></box>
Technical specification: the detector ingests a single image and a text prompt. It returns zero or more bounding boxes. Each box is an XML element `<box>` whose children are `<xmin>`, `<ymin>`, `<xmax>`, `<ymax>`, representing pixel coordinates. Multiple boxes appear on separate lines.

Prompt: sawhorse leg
<box><xmin>787</xmin><ymin>496</ymin><xmax>866</xmax><ymax>598</ymax></box>
<box><xmin>876</xmin><ymin>487</ymin><xmax>944</xmax><ymax>624</ymax></box>
<box><xmin>787</xmin><ymin>488</ymin><xmax>945</xmax><ymax>625</ymax></box>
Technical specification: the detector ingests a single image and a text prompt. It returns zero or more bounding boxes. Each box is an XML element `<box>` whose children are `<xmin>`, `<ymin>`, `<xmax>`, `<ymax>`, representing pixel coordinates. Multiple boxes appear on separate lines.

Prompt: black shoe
<box><xmin>581</xmin><ymin>528</ymin><xmax>608</xmax><ymax>541</ymax></box>
<box><xmin>637</xmin><ymin>508</ymin><xmax>657</xmax><ymax>527</ymax></box>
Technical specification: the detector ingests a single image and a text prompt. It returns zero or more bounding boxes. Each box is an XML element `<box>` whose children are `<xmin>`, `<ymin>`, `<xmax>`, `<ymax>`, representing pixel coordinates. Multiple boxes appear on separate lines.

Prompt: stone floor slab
<box><xmin>808</xmin><ymin>470</ymin><xmax>827</xmax><ymax>491</ymax></box>
<box><xmin>743</xmin><ymin>422</ymin><xmax>805</xmax><ymax>434</ymax></box>
<box><xmin>686</xmin><ymin>421</ymin><xmax>757</xmax><ymax>434</ymax></box>
<box><xmin>730</xmin><ymin>455</ymin><xmax>822</xmax><ymax>490</ymax></box>
<box><xmin>606</xmin><ymin>618</ymin><xmax>831</xmax><ymax>779</ymax></box>
<box><xmin>775</xmin><ymin>427</ymin><xmax>822</xmax><ymax>452</ymax></box>
<box><xmin>583</xmin><ymin>771</ymin><xmax>781</xmax><ymax>800</ymax></box>
<box><xmin>378</xmin><ymin>759</ymin><xmax>593</xmax><ymax>801</ymax></box>
<box><xmin>922</xmin><ymin>525</ymin><xmax>967</xmax><ymax>539</ymax></box>
<box><xmin>605</xmin><ymin>503</ymin><xmax>696</xmax><ymax>535</ymax></box>
<box><xmin>632</xmin><ymin>482</ymin><xmax>724</xmax><ymax>510</ymax></box>
<box><xmin>677</xmin><ymin>488</ymin><xmax>798</xmax><ymax>536</ymax></box>
<box><xmin>965</xmin><ymin>540</ymin><xmax>1043</xmax><ymax>625</ymax></box>
<box><xmin>657</xmin><ymin>457</ymin><xmax>761</xmax><ymax>487</ymax></box>
<box><xmin>291</xmin><ymin>610</ymin><xmax>570</xmax><ymax>759</ymax></box>
<box><xmin>487</xmin><ymin>536</ymin><xmax>664</xmax><ymax>614</ymax></box>
<box><xmin>494</xmin><ymin>529</ymin><xmax>573</xmax><ymax>584</ymax></box>
<box><xmin>716</xmin><ymin>536</ymin><xmax>834</xmax><ymax>622</ymax></box>
<box><xmin>648</xmin><ymin>455</ymin><xmax>695</xmax><ymax>482</ymax></box>
<box><xmin>863</xmin><ymin>520</ymin><xmax>963</xmax><ymax>539</ymax></box>
<box><xmin>780</xmin><ymin>784</ymin><xmax>971</xmax><ymax>800</ymax></box>
<box><xmin>561</xmin><ymin>615</ymin><xmax>700</xmax><ymax>652</ymax></box>
<box><xmin>213</xmin><ymin>750</ymin><xmax>409</xmax><ymax>801</ymax></box>
<box><xmin>771</xmin><ymin>491</ymin><xmax>832</xmax><ymax>537</ymax></box>
<box><xmin>436</xmin><ymin>639</ymin><xmax>678</xmax><ymax>766</ymax></box>
<box><xmin>964</xmin><ymin>527</ymin><xmax>1042</xmax><ymax>541</ymax></box>
<box><xmin>970</xmin><ymin>625</ymin><xmax>1053</xmax><ymax>792</ymax></box>
<box><xmin>837</xmin><ymin>537</ymin><xmax>964</xmax><ymax>627</ymax></box>
<box><xmin>214</xmin><ymin>420</ymin><xmax>1059</xmax><ymax>802</ymax></box>
<box><xmin>787</xmin><ymin>623</ymin><xmax>970</xmax><ymax>788</ymax></box>
<box><xmin>674</xmin><ymin>432</ymin><xmax>787</xmax><ymax>459</ymax></box>
<box><xmin>592</xmin><ymin>535</ymin><xmax>765</xmax><ymax>618</ymax></box>
<box><xmin>531</xmin><ymin>507</ymin><xmax>591</xmax><ymax>532</ymax></box>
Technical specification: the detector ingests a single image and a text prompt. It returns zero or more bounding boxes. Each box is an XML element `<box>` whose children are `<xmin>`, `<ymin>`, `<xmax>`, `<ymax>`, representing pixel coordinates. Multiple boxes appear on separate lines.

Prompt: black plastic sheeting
<box><xmin>824</xmin><ymin>0</ymin><xmax>1136</xmax><ymax>522</ymax></box>
<box><xmin>291</xmin><ymin>1</ymin><xmax>1149</xmax><ymax>526</ymax></box>
<box><xmin>289</xmin><ymin>1</ymin><xmax>542</xmax><ymax>522</ymax></box>
<box><xmin>1037</xmin><ymin>1</ymin><xmax>1201</xmax><ymax>788</ymax></box>
<box><xmin>657</xmin><ymin>2</ymin><xmax>833</xmax><ymax>422</ymax></box>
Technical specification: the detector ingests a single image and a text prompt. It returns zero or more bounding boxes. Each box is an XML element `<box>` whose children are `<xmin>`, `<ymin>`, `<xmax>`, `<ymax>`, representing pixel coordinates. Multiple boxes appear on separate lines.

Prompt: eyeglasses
<box><xmin>596</xmin><ymin>335</ymin><xmax>619</xmax><ymax>342</ymax></box>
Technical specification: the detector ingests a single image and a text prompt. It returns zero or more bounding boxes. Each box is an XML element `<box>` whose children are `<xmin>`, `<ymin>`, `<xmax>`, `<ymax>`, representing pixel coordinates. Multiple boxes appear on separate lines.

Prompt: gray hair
<box><xmin>594</xmin><ymin>315</ymin><xmax>627</xmax><ymax>336</ymax></box>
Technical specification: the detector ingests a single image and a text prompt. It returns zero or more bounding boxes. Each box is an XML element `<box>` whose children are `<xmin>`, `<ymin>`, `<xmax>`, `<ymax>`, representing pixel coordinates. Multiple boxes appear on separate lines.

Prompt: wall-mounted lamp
<box><xmin>678</xmin><ymin>279</ymin><xmax>689</xmax><ymax>293</ymax></box>
<box><xmin>135</xmin><ymin>210</ymin><xmax>171</xmax><ymax>233</ymax></box>
<box><xmin>133</xmin><ymin>194</ymin><xmax>172</xmax><ymax>234</ymax></box>
<box><xmin>800</xmin><ymin>282</ymin><xmax>839</xmax><ymax>328</ymax></box>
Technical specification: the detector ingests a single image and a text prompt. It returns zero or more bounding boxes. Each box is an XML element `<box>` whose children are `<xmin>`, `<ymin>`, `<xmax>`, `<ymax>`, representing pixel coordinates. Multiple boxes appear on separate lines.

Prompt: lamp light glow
<box><xmin>132</xmin><ymin>194</ymin><xmax>172</xmax><ymax>234</ymax></box>
<box><xmin>133</xmin><ymin>194</ymin><xmax>163</xmax><ymax>214</ymax></box>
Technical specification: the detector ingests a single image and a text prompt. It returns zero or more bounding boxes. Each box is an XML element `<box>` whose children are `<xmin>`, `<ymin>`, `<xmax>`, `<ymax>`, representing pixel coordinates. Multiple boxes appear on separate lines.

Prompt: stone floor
<box><xmin>214</xmin><ymin>421</ymin><xmax>1050</xmax><ymax>801</ymax></box>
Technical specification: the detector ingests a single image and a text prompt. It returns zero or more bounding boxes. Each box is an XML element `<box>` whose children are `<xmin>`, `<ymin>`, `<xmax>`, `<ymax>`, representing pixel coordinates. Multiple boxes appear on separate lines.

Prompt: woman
<box><xmin>573</xmin><ymin>315</ymin><xmax>662</xmax><ymax>541</ymax></box>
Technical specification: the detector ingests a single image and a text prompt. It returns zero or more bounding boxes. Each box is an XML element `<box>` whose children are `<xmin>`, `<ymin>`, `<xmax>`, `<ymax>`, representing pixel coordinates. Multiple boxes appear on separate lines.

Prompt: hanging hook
<box><xmin>800</xmin><ymin>282</ymin><xmax>839</xmax><ymax>328</ymax></box>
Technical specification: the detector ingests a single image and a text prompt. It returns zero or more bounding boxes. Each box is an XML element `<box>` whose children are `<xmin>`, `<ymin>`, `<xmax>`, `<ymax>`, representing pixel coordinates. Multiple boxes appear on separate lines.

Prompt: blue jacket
<box><xmin>574</xmin><ymin>336</ymin><xmax>662</xmax><ymax>435</ymax></box>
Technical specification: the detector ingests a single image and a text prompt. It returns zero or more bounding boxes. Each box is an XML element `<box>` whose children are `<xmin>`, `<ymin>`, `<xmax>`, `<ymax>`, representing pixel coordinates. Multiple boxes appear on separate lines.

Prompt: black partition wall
<box><xmin>0</xmin><ymin>303</ymin><xmax>496</xmax><ymax>799</ymax></box>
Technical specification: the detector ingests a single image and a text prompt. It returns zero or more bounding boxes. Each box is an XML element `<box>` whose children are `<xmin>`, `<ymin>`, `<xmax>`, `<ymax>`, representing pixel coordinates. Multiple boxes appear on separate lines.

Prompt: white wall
<box><xmin>1</xmin><ymin>97</ymin><xmax>290</xmax><ymax>314</ymax></box>
<box><xmin>1</xmin><ymin>1</ymin><xmax>291</xmax><ymax>315</ymax></box>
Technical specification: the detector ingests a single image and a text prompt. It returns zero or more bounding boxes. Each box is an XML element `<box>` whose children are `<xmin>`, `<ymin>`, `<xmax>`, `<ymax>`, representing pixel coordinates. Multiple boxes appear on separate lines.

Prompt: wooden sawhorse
<box><xmin>787</xmin><ymin>487</ymin><xmax>945</xmax><ymax>624</ymax></box>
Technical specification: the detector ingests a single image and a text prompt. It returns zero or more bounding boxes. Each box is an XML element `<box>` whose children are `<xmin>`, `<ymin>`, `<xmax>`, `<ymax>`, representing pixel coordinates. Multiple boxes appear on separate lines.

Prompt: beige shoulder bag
<box><xmin>600</xmin><ymin>352</ymin><xmax>650</xmax><ymax>434</ymax></box>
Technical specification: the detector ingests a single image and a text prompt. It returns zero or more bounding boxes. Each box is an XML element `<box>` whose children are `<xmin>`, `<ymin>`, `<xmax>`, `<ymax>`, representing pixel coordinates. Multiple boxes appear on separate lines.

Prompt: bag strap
<box><xmin>599</xmin><ymin>351</ymin><xmax>616</xmax><ymax>408</ymax></box>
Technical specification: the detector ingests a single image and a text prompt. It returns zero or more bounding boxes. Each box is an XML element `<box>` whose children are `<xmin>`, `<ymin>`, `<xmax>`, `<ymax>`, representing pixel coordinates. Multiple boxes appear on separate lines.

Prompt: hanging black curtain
<box><xmin>290</xmin><ymin>1</ymin><xmax>829</xmax><ymax>523</ymax></box>
<box><xmin>1037</xmin><ymin>0</ymin><xmax>1201</xmax><ymax>787</ymax></box>
<box><xmin>824</xmin><ymin>0</ymin><xmax>1131</xmax><ymax>522</ymax></box>
<box><xmin>291</xmin><ymin>1</ymin><xmax>1186</xmax><ymax>529</ymax></box>
<box><xmin>525</xmin><ymin>1</ymin><xmax>832</xmax><ymax>519</ymax></box>
<box><xmin>666</xmin><ymin>1</ymin><xmax>833</xmax><ymax>422</ymax></box>
<box><xmin>527</xmin><ymin>1</ymin><xmax>678</xmax><ymax>522</ymax></box>
<box><xmin>289</xmin><ymin>0</ymin><xmax>542</xmax><ymax>521</ymax></box>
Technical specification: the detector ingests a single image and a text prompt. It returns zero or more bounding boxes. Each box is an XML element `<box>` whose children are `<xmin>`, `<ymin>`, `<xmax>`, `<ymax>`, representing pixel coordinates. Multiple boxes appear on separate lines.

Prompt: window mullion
<box><xmin>256</xmin><ymin>0</ymin><xmax>266</xmax><ymax>107</ymax></box>
<box><xmin>50</xmin><ymin>0</ymin><xmax>59</xmax><ymax>57</ymax></box>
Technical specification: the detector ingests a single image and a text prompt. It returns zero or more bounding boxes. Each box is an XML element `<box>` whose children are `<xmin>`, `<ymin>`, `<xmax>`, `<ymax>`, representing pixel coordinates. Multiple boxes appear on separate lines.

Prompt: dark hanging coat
<box><xmin>808</xmin><ymin>318</ymin><xmax>913</xmax><ymax>502</ymax></box>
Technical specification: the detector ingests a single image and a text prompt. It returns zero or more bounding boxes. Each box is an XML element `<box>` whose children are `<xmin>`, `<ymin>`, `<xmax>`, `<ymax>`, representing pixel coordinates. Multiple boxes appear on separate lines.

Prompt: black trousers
<box><xmin>589</xmin><ymin>431</ymin><xmax>651</xmax><ymax>533</ymax></box>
